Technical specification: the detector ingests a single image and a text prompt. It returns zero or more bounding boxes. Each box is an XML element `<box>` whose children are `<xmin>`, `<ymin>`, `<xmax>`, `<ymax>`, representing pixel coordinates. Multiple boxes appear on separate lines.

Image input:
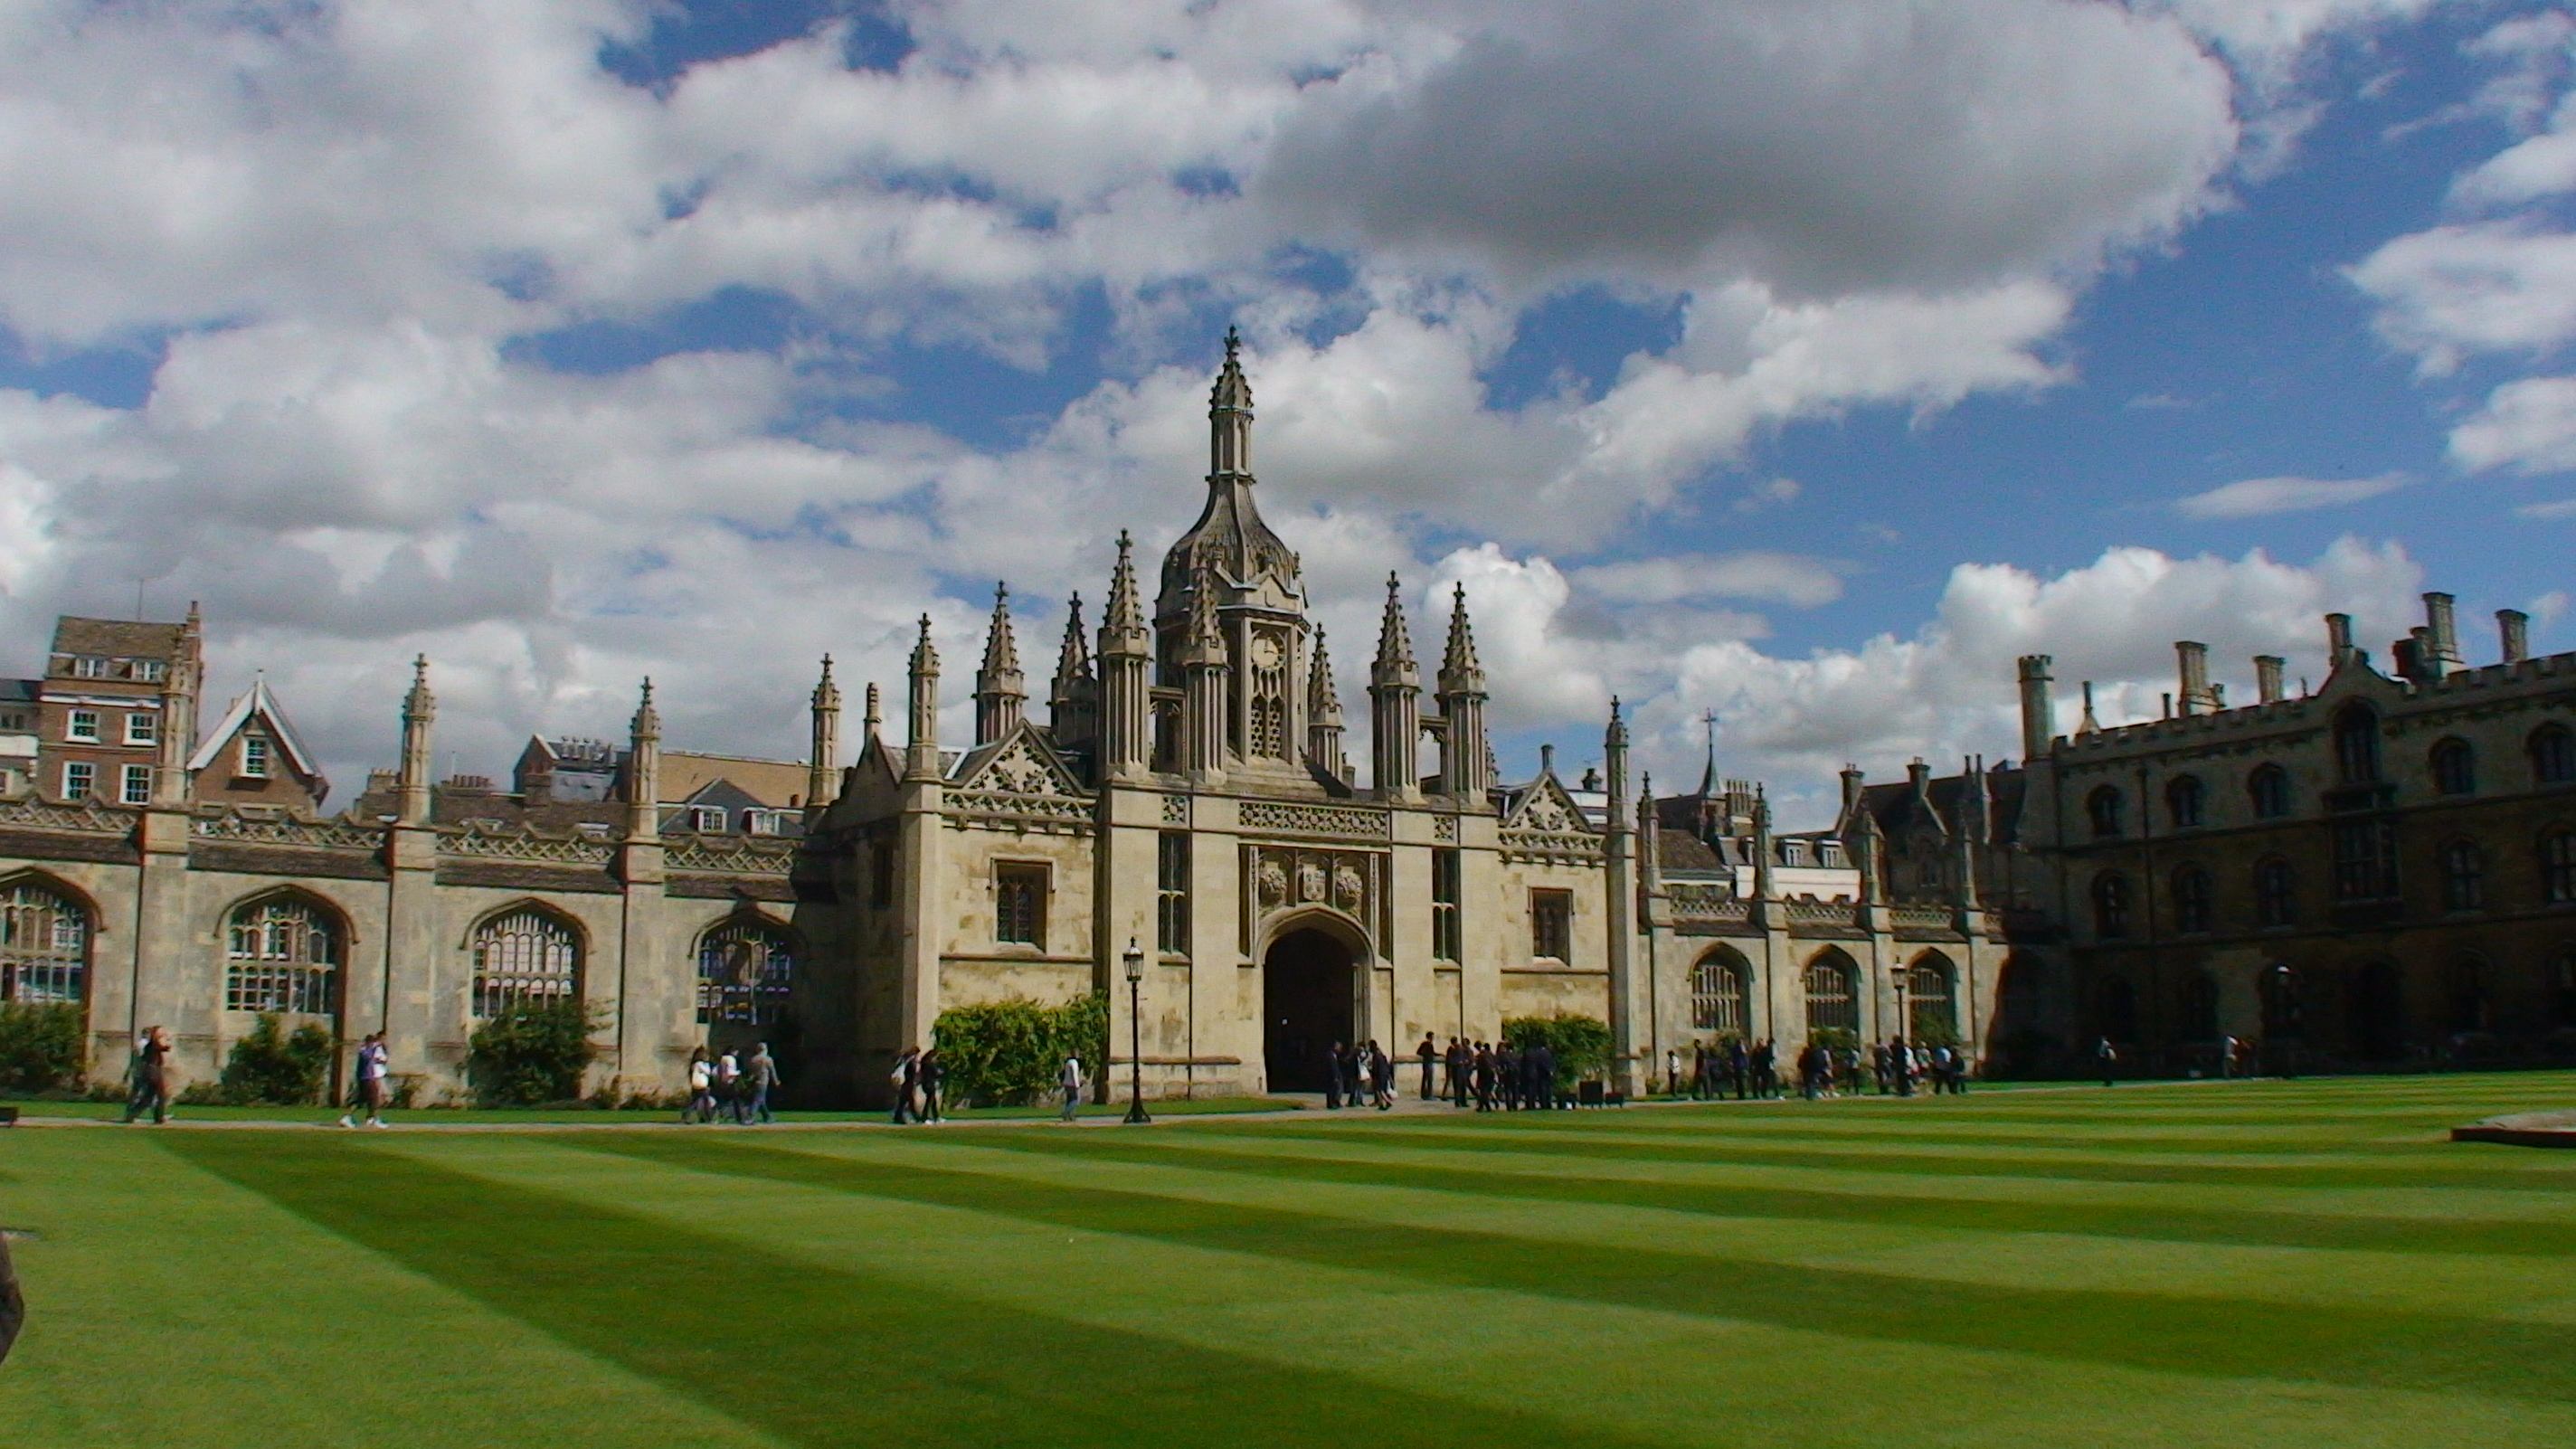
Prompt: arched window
<box><xmin>2172</xmin><ymin>864</ymin><xmax>2212</xmax><ymax>933</ymax></box>
<box><xmin>2533</xmin><ymin>724</ymin><xmax>2576</xmax><ymax>786</ymax></box>
<box><xmin>1802</xmin><ymin>952</ymin><xmax>1858</xmax><ymax>1035</ymax></box>
<box><xmin>0</xmin><ymin>880</ymin><xmax>90</xmax><ymax>1004</ymax></box>
<box><xmin>2085</xmin><ymin>785</ymin><xmax>2124</xmax><ymax>839</ymax></box>
<box><xmin>2254</xmin><ymin>857</ymin><xmax>2296</xmax><ymax>928</ymax></box>
<box><xmin>2091</xmin><ymin>872</ymin><xmax>2130</xmax><ymax>939</ymax></box>
<box><xmin>2441</xmin><ymin>839</ymin><xmax>2485</xmax><ymax>913</ymax></box>
<box><xmin>1907</xmin><ymin>955</ymin><xmax>1957</xmax><ymax>1042</ymax></box>
<box><xmin>2429</xmin><ymin>738</ymin><xmax>2475</xmax><ymax>796</ymax></box>
<box><xmin>2445</xmin><ymin>956</ymin><xmax>2489</xmax><ymax>1034</ymax></box>
<box><xmin>471</xmin><ymin>907</ymin><xmax>581</xmax><ymax>1018</ymax></box>
<box><xmin>223</xmin><ymin>895</ymin><xmax>341</xmax><ymax>1015</ymax></box>
<box><xmin>2165</xmin><ymin>775</ymin><xmax>2205</xmax><ymax>829</ymax></box>
<box><xmin>2334</xmin><ymin>704</ymin><xmax>2382</xmax><ymax>784</ymax></box>
<box><xmin>2543</xmin><ymin>831</ymin><xmax>2576</xmax><ymax>905</ymax></box>
<box><xmin>2177</xmin><ymin>970</ymin><xmax>2219</xmax><ymax>1042</ymax></box>
<box><xmin>696</xmin><ymin>918</ymin><xmax>796</xmax><ymax>1026</ymax></box>
<box><xmin>2247</xmin><ymin>764</ymin><xmax>2290</xmax><ymax>820</ymax></box>
<box><xmin>1688</xmin><ymin>949</ymin><xmax>1752</xmax><ymax>1037</ymax></box>
<box><xmin>2098</xmin><ymin>976</ymin><xmax>2138</xmax><ymax>1042</ymax></box>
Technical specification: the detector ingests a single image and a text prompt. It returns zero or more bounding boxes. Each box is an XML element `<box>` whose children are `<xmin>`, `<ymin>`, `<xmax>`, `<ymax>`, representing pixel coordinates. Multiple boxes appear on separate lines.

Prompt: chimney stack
<box><xmin>2254</xmin><ymin>655</ymin><xmax>2284</xmax><ymax>704</ymax></box>
<box><xmin>2500</xmin><ymin>609</ymin><xmax>2530</xmax><ymax>664</ymax></box>
<box><xmin>2422</xmin><ymin>592</ymin><xmax>2462</xmax><ymax>676</ymax></box>
<box><xmin>2325</xmin><ymin>613</ymin><xmax>2355</xmax><ymax>666</ymax></box>
<box><xmin>2175</xmin><ymin>640</ymin><xmax>2217</xmax><ymax>715</ymax></box>
<box><xmin>2015</xmin><ymin>654</ymin><xmax>2054</xmax><ymax>762</ymax></box>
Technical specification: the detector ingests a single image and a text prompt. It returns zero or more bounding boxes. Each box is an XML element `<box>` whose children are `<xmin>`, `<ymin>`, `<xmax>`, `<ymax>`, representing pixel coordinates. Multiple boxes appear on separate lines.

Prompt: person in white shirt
<box><xmin>1059</xmin><ymin>1055</ymin><xmax>1084</xmax><ymax>1122</ymax></box>
<box><xmin>340</xmin><ymin>1032</ymin><xmax>392</xmax><ymax>1128</ymax></box>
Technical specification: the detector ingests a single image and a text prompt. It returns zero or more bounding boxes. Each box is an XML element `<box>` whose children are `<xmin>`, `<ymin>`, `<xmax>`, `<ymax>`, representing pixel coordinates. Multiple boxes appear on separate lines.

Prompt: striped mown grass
<box><xmin>4</xmin><ymin>1073</ymin><xmax>2571</xmax><ymax>1447</ymax></box>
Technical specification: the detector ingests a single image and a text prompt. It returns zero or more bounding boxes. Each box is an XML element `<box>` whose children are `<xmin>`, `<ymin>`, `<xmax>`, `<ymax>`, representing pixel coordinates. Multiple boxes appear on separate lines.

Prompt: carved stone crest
<box><xmin>1332</xmin><ymin>864</ymin><xmax>1364</xmax><ymax>913</ymax></box>
<box><xmin>1297</xmin><ymin>859</ymin><xmax>1327</xmax><ymax>903</ymax></box>
<box><xmin>1256</xmin><ymin>859</ymin><xmax>1288</xmax><ymax>905</ymax></box>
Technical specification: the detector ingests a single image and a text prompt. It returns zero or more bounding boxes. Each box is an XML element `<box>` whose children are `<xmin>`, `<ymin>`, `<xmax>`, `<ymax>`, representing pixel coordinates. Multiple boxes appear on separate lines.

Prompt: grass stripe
<box><xmin>156</xmin><ymin>1132</ymin><xmax>1664</xmax><ymax>1449</ymax></box>
<box><xmin>573</xmin><ymin>1133</ymin><xmax>2576</xmax><ymax>1406</ymax></box>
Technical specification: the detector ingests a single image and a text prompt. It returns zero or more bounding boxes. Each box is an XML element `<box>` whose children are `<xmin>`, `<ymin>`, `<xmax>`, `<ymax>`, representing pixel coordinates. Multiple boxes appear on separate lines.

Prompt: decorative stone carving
<box><xmin>1332</xmin><ymin>863</ymin><xmax>1364</xmax><ymax>912</ymax></box>
<box><xmin>1237</xmin><ymin>800</ymin><xmax>1388</xmax><ymax>840</ymax></box>
<box><xmin>1160</xmin><ymin>793</ymin><xmax>1189</xmax><ymax>825</ymax></box>
<box><xmin>1432</xmin><ymin>814</ymin><xmax>1458</xmax><ymax>843</ymax></box>
<box><xmin>1256</xmin><ymin>859</ymin><xmax>1288</xmax><ymax>905</ymax></box>
<box><xmin>1296</xmin><ymin>858</ymin><xmax>1327</xmax><ymax>903</ymax></box>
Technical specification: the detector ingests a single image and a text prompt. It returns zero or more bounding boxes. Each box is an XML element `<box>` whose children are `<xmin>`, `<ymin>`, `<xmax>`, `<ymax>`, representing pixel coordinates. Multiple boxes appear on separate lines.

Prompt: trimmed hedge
<box><xmin>217</xmin><ymin>1013</ymin><xmax>336</xmax><ymax>1104</ymax></box>
<box><xmin>934</xmin><ymin>990</ymin><xmax>1108</xmax><ymax>1107</ymax></box>
<box><xmin>468</xmin><ymin>998</ymin><xmax>604</xmax><ymax>1106</ymax></box>
<box><xmin>0</xmin><ymin>1001</ymin><xmax>84</xmax><ymax>1094</ymax></box>
<box><xmin>1502</xmin><ymin>1012</ymin><xmax>1613</xmax><ymax>1091</ymax></box>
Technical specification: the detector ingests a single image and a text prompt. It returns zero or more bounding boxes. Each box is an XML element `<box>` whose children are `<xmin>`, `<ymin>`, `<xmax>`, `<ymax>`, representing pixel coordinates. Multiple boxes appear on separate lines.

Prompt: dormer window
<box><xmin>71</xmin><ymin>656</ymin><xmax>106</xmax><ymax>679</ymax></box>
<box><xmin>134</xmin><ymin>660</ymin><xmax>166</xmax><ymax>682</ymax></box>
<box><xmin>242</xmin><ymin>736</ymin><xmax>270</xmax><ymax>779</ymax></box>
<box><xmin>690</xmin><ymin>805</ymin><xmax>727</xmax><ymax>833</ymax></box>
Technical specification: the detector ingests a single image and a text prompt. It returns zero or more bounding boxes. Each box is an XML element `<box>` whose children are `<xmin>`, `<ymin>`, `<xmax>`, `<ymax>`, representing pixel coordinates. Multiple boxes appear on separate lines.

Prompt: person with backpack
<box><xmin>918</xmin><ymin>1046</ymin><xmax>944</xmax><ymax>1123</ymax></box>
<box><xmin>1058</xmin><ymin>1053</ymin><xmax>1084</xmax><ymax>1122</ymax></box>
<box><xmin>715</xmin><ymin>1048</ymin><xmax>743</xmax><ymax>1124</ymax></box>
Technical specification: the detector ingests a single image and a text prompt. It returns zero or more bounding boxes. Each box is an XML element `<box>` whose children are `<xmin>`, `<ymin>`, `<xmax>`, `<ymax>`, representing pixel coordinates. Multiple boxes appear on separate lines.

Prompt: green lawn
<box><xmin>1</xmin><ymin>1093</ymin><xmax>1297</xmax><ymax>1124</ymax></box>
<box><xmin>5</xmin><ymin>1075</ymin><xmax>2572</xmax><ymax>1448</ymax></box>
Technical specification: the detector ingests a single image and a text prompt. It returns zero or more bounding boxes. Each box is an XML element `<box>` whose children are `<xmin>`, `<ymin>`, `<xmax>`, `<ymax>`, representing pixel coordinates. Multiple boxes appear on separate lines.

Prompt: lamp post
<box><xmin>1122</xmin><ymin>937</ymin><xmax>1151</xmax><ymax>1124</ymax></box>
<box><xmin>1890</xmin><ymin>970</ymin><xmax>1910</xmax><ymax>1097</ymax></box>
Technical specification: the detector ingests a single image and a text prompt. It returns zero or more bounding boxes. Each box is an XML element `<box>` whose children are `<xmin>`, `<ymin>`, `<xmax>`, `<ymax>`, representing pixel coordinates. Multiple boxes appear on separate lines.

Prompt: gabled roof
<box><xmin>1498</xmin><ymin>771</ymin><xmax>1597</xmax><ymax>835</ymax></box>
<box><xmin>187</xmin><ymin>677</ymin><xmax>321</xmax><ymax>781</ymax></box>
<box><xmin>950</xmin><ymin>721</ymin><xmax>1087</xmax><ymax>798</ymax></box>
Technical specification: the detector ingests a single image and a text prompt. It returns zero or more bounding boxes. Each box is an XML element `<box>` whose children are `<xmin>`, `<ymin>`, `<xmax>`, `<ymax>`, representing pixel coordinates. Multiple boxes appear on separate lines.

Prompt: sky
<box><xmin>2</xmin><ymin>0</ymin><xmax>2573</xmax><ymax>823</ymax></box>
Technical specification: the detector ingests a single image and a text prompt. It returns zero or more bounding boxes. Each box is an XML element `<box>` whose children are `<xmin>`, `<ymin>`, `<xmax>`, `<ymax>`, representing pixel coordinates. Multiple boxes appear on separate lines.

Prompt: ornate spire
<box><xmin>630</xmin><ymin>677</ymin><xmax>660</xmax><ymax>742</ymax></box>
<box><xmin>1696</xmin><ymin>708</ymin><xmax>1718</xmax><ymax>798</ymax></box>
<box><xmin>403</xmin><ymin>654</ymin><xmax>435</xmax><ymax>722</ymax></box>
<box><xmin>1439</xmin><ymin>582</ymin><xmax>1484</xmax><ymax>693</ymax></box>
<box><xmin>1308</xmin><ymin>624</ymin><xmax>1342</xmax><ymax>720</ymax></box>
<box><xmin>910</xmin><ymin>614</ymin><xmax>940</xmax><ymax>677</ymax></box>
<box><xmin>1374</xmin><ymin>573</ymin><xmax>1416</xmax><ymax>677</ymax></box>
<box><xmin>1054</xmin><ymin>592</ymin><xmax>1090</xmax><ymax>684</ymax></box>
<box><xmin>811</xmin><ymin>653</ymin><xmax>840</xmax><ymax>712</ymax></box>
<box><xmin>1103</xmin><ymin>530</ymin><xmax>1147</xmax><ymax>642</ymax></box>
<box><xmin>863</xmin><ymin>680</ymin><xmax>882</xmax><ymax>735</ymax></box>
<box><xmin>980</xmin><ymin>583</ymin><xmax>1021</xmax><ymax>677</ymax></box>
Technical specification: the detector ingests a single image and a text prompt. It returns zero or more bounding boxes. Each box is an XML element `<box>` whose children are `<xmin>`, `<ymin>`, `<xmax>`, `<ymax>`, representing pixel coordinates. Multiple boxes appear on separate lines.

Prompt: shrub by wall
<box><xmin>935</xmin><ymin>990</ymin><xmax>1109</xmax><ymax>1107</ymax></box>
<box><xmin>0</xmin><ymin>1001</ymin><xmax>84</xmax><ymax>1094</ymax></box>
<box><xmin>1502</xmin><ymin>1012</ymin><xmax>1613</xmax><ymax>1090</ymax></box>
<box><xmin>217</xmin><ymin>1014</ymin><xmax>336</xmax><ymax>1104</ymax></box>
<box><xmin>467</xmin><ymin>998</ymin><xmax>603</xmax><ymax>1106</ymax></box>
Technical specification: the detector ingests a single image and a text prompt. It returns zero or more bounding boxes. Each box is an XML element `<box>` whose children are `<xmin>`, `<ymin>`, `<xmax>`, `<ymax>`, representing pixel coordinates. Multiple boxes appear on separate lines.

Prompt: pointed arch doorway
<box><xmin>1262</xmin><ymin>919</ymin><xmax>1361</xmax><ymax>1092</ymax></box>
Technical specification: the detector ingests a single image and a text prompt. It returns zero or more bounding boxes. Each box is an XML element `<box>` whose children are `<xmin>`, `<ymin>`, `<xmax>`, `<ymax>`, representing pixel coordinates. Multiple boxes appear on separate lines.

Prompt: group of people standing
<box><xmin>1320</xmin><ymin>1039</ymin><xmax>1400</xmax><ymax>1110</ymax></box>
<box><xmin>682</xmin><ymin>1044</ymin><xmax>782</xmax><ymax>1124</ymax></box>
<box><xmin>1787</xmin><ymin>1037</ymin><xmax>1968</xmax><ymax>1099</ymax></box>
<box><xmin>1680</xmin><ymin>1037</ymin><xmax>1783</xmax><ymax>1099</ymax></box>
<box><xmin>1406</xmin><ymin>1033</ymin><xmax>1563</xmax><ymax>1112</ymax></box>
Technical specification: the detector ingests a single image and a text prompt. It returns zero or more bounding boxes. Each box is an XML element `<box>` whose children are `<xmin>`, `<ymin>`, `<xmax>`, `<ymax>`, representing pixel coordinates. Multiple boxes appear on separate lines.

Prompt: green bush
<box><xmin>1807</xmin><ymin>1026</ymin><xmax>1861</xmax><ymax>1054</ymax></box>
<box><xmin>934</xmin><ymin>990</ymin><xmax>1109</xmax><ymax>1107</ymax></box>
<box><xmin>1906</xmin><ymin>1015</ymin><xmax>1961</xmax><ymax>1049</ymax></box>
<box><xmin>0</xmin><ymin>1001</ymin><xmax>84</xmax><ymax>1094</ymax></box>
<box><xmin>217</xmin><ymin>1014</ymin><xmax>337</xmax><ymax>1104</ymax></box>
<box><xmin>467</xmin><ymin>998</ymin><xmax>603</xmax><ymax>1106</ymax></box>
<box><xmin>1502</xmin><ymin>1012</ymin><xmax>1613</xmax><ymax>1090</ymax></box>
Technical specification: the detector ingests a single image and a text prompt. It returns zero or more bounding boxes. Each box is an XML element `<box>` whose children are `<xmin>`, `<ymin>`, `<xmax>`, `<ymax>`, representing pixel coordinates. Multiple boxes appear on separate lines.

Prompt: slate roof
<box><xmin>50</xmin><ymin>617</ymin><xmax>189</xmax><ymax>662</ymax></box>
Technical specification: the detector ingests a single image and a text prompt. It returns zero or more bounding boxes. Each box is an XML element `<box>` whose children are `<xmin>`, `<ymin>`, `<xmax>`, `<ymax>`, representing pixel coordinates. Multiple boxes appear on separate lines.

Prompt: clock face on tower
<box><xmin>1248</xmin><ymin>634</ymin><xmax>1283</xmax><ymax>671</ymax></box>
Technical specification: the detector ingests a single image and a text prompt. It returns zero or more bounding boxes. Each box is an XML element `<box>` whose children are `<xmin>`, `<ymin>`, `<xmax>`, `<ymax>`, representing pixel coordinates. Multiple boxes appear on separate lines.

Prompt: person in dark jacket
<box><xmin>917</xmin><ymin>1047</ymin><xmax>944</xmax><ymax>1122</ymax></box>
<box><xmin>0</xmin><ymin>1233</ymin><xmax>21</xmax><ymax>1366</ymax></box>
<box><xmin>1416</xmin><ymin>1033</ymin><xmax>1438</xmax><ymax>1099</ymax></box>
<box><xmin>1448</xmin><ymin>1038</ymin><xmax>1471</xmax><ymax>1107</ymax></box>
<box><xmin>1728</xmin><ymin>1038</ymin><xmax>1749</xmax><ymax>1100</ymax></box>
<box><xmin>1472</xmin><ymin>1043</ymin><xmax>1496</xmax><ymax>1111</ymax></box>
<box><xmin>1525</xmin><ymin>1041</ymin><xmax>1555</xmax><ymax>1109</ymax></box>
<box><xmin>1323</xmin><ymin>1042</ymin><xmax>1345</xmax><ymax>1109</ymax></box>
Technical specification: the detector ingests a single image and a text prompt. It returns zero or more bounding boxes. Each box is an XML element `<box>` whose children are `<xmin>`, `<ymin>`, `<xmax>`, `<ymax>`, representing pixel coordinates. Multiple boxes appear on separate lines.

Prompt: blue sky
<box><xmin>0</xmin><ymin>1</ymin><xmax>2571</xmax><ymax>818</ymax></box>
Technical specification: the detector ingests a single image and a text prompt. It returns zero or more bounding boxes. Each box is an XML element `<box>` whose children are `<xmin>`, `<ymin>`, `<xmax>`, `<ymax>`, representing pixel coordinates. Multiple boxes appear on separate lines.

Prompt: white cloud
<box><xmin>2347</xmin><ymin>223</ymin><xmax>2576</xmax><ymax>374</ymax></box>
<box><xmin>2175</xmin><ymin>471</ymin><xmax>2409</xmax><ymax>516</ymax></box>
<box><xmin>1571</xmin><ymin>554</ymin><xmax>1846</xmax><ymax>610</ymax></box>
<box><xmin>2515</xmin><ymin>498</ymin><xmax>2576</xmax><ymax>519</ymax></box>
<box><xmin>2450</xmin><ymin>374</ymin><xmax>2576</xmax><ymax>473</ymax></box>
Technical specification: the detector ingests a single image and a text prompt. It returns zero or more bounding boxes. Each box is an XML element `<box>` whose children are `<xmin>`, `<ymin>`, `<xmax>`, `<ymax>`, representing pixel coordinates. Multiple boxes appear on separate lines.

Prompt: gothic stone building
<box><xmin>0</xmin><ymin>340</ymin><xmax>2025</xmax><ymax>1104</ymax></box>
<box><xmin>788</xmin><ymin>338</ymin><xmax>2015</xmax><ymax>1103</ymax></box>
<box><xmin>1986</xmin><ymin>599</ymin><xmax>2576</xmax><ymax>1071</ymax></box>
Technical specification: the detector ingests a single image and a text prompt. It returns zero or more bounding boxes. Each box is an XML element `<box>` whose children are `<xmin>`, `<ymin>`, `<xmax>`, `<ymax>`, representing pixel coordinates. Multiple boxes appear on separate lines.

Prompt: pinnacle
<box><xmin>1442</xmin><ymin>582</ymin><xmax>1482</xmax><ymax>680</ymax></box>
<box><xmin>1104</xmin><ymin>532</ymin><xmax>1145</xmax><ymax>634</ymax></box>
<box><xmin>980</xmin><ymin>582</ymin><xmax>1021</xmax><ymax>677</ymax></box>
<box><xmin>1055</xmin><ymin>592</ymin><xmax>1091</xmax><ymax>680</ymax></box>
<box><xmin>1376</xmin><ymin>573</ymin><xmax>1416</xmax><ymax>669</ymax></box>
<box><xmin>1310</xmin><ymin>623</ymin><xmax>1341</xmax><ymax>715</ymax></box>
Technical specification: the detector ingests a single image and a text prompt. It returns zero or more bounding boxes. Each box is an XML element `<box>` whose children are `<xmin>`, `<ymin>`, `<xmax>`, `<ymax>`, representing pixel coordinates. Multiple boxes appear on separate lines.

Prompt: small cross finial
<box><xmin>1224</xmin><ymin>325</ymin><xmax>1241</xmax><ymax>359</ymax></box>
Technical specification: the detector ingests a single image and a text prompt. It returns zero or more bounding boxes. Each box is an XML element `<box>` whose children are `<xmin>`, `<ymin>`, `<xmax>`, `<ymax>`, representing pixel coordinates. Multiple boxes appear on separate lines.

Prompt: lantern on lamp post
<box><xmin>1122</xmin><ymin>938</ymin><xmax>1151</xmax><ymax>1124</ymax></box>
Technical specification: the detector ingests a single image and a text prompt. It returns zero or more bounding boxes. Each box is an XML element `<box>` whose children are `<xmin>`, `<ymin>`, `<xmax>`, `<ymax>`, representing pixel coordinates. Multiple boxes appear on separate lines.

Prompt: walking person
<box><xmin>1370</xmin><ymin>1039</ymin><xmax>1395</xmax><ymax>1110</ymax></box>
<box><xmin>1059</xmin><ymin>1052</ymin><xmax>1085</xmax><ymax>1122</ymax></box>
<box><xmin>1343</xmin><ymin>1041</ymin><xmax>1366</xmax><ymax>1108</ymax></box>
<box><xmin>892</xmin><ymin>1046</ymin><xmax>920</xmax><ymax>1124</ymax></box>
<box><xmin>1496</xmin><ymin>1041</ymin><xmax>1521</xmax><ymax>1111</ymax></box>
<box><xmin>745</xmin><ymin>1042</ymin><xmax>780</xmax><ymax>1123</ymax></box>
<box><xmin>2096</xmin><ymin>1037</ymin><xmax>2118</xmax><ymax>1087</ymax></box>
<box><xmin>1323</xmin><ymin>1042</ymin><xmax>1345</xmax><ymax>1110</ymax></box>
<box><xmin>1728</xmin><ymin>1037</ymin><xmax>1749</xmax><ymax>1101</ymax></box>
<box><xmin>1417</xmin><ymin>1032</ymin><xmax>1438</xmax><ymax>1100</ymax></box>
<box><xmin>685</xmin><ymin>1046</ymin><xmax>715</xmax><ymax>1124</ymax></box>
<box><xmin>1526</xmin><ymin>1039</ymin><xmax>1555</xmax><ymax>1109</ymax></box>
<box><xmin>120</xmin><ymin>1025</ymin><xmax>171</xmax><ymax>1125</ymax></box>
<box><xmin>1448</xmin><ymin>1037</ymin><xmax>1471</xmax><ymax>1107</ymax></box>
<box><xmin>339</xmin><ymin>1031</ymin><xmax>391</xmax><ymax>1129</ymax></box>
<box><xmin>1891</xmin><ymin>1036</ymin><xmax>1914</xmax><ymax>1097</ymax></box>
<box><xmin>918</xmin><ymin>1046</ymin><xmax>944</xmax><ymax>1123</ymax></box>
<box><xmin>1473</xmin><ymin>1042</ymin><xmax>1496</xmax><ymax>1112</ymax></box>
<box><xmin>716</xmin><ymin>1048</ymin><xmax>743</xmax><ymax>1124</ymax></box>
